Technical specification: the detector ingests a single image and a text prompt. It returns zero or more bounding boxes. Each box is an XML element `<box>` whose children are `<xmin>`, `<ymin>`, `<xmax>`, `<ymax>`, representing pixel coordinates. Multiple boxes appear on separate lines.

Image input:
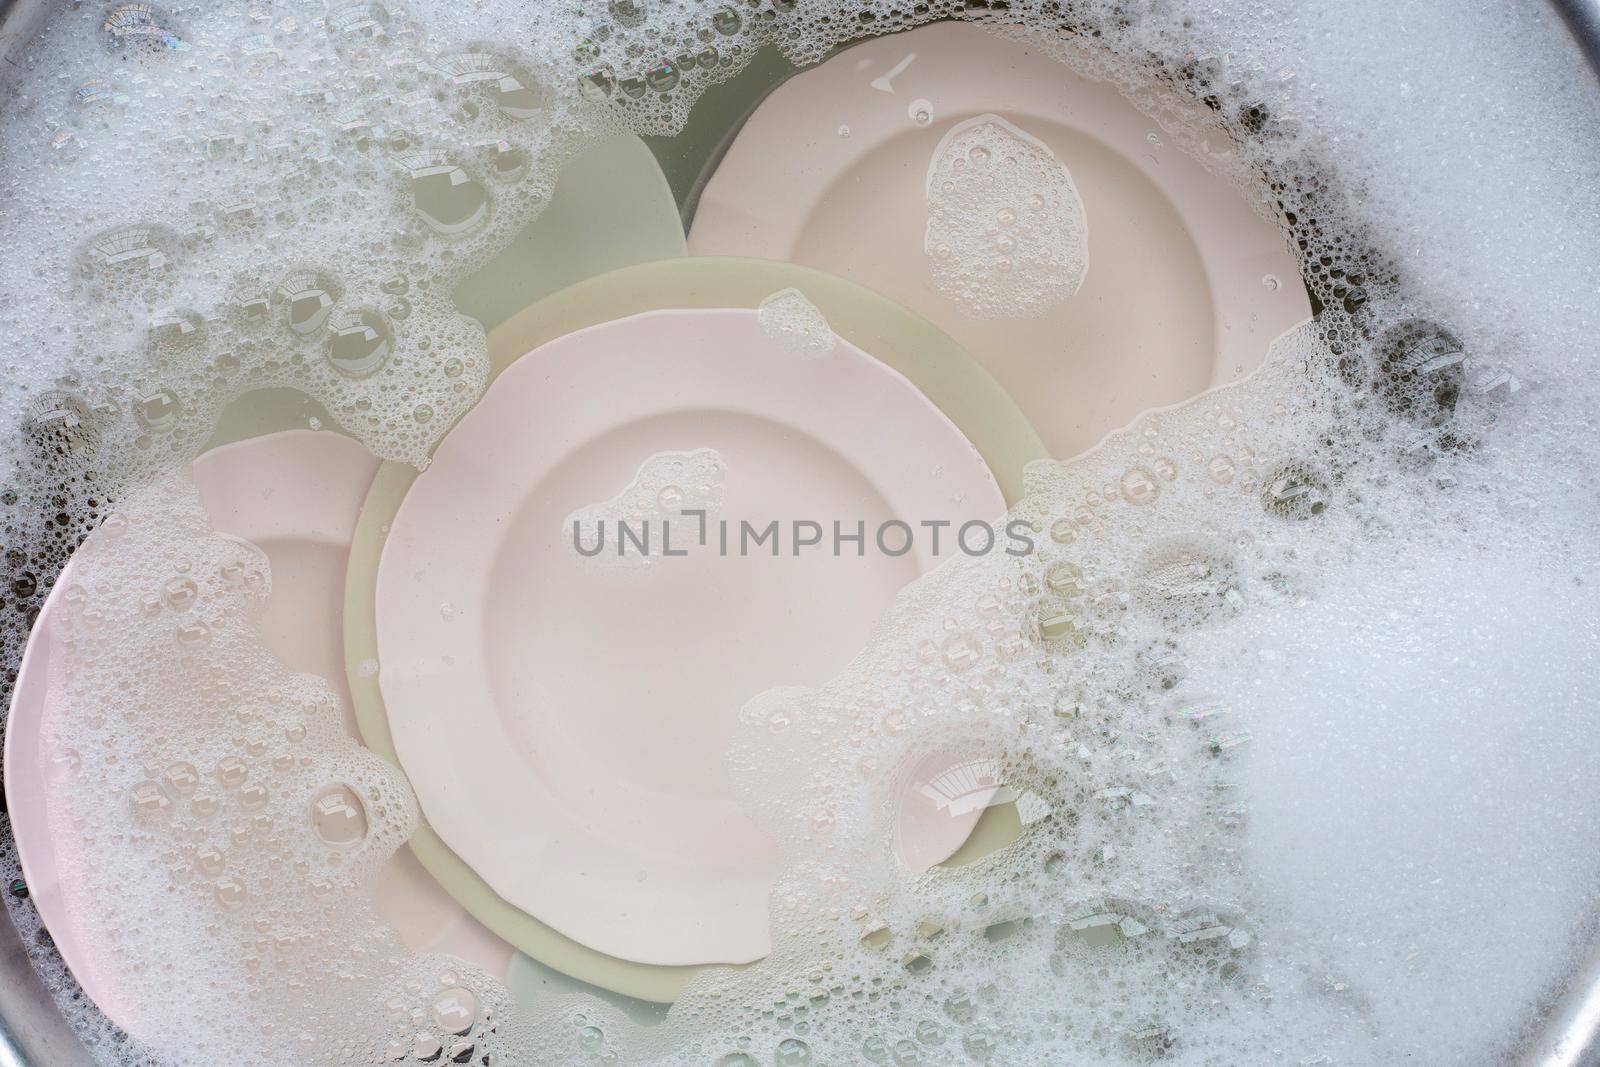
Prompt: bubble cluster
<box><xmin>566</xmin><ymin>448</ymin><xmax>727</xmax><ymax>561</ymax></box>
<box><xmin>756</xmin><ymin>288</ymin><xmax>837</xmax><ymax>356</ymax></box>
<box><xmin>924</xmin><ymin>115</ymin><xmax>1090</xmax><ymax>318</ymax></box>
<box><xmin>35</xmin><ymin>478</ymin><xmax>518</xmax><ymax>1063</ymax></box>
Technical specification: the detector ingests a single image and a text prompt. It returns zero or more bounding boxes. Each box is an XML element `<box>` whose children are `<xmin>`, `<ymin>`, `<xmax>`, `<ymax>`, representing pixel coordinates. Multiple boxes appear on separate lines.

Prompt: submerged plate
<box><xmin>1</xmin><ymin>430</ymin><xmax>511</xmax><ymax>1041</ymax></box>
<box><xmin>454</xmin><ymin>131</ymin><xmax>687</xmax><ymax>334</ymax></box>
<box><xmin>346</xmin><ymin>255</ymin><xmax>1048</xmax><ymax>1001</ymax></box>
<box><xmin>690</xmin><ymin>21</ymin><xmax>1313</xmax><ymax>458</ymax></box>
<box><xmin>375</xmin><ymin>307</ymin><xmax>1006</xmax><ymax>968</ymax></box>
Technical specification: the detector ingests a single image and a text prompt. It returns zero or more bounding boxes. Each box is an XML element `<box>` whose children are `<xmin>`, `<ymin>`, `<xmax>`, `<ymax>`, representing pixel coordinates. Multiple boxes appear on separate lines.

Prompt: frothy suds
<box><xmin>757</xmin><ymin>289</ymin><xmax>837</xmax><ymax>356</ymax></box>
<box><xmin>566</xmin><ymin>448</ymin><xmax>727</xmax><ymax>562</ymax></box>
<box><xmin>924</xmin><ymin>114</ymin><xmax>1089</xmax><ymax>319</ymax></box>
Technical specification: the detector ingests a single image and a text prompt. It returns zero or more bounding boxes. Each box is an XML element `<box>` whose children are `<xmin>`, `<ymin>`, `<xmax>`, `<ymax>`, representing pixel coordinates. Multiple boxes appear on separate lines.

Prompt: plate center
<box><xmin>486</xmin><ymin>408</ymin><xmax>918</xmax><ymax>839</ymax></box>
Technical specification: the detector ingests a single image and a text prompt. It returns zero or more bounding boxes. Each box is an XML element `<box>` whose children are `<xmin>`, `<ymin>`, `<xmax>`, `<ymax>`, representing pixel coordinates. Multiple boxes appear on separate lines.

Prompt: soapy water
<box><xmin>0</xmin><ymin>2</ymin><xmax>1596</xmax><ymax>1066</ymax></box>
<box><xmin>924</xmin><ymin>115</ymin><xmax>1089</xmax><ymax>319</ymax></box>
<box><xmin>567</xmin><ymin>448</ymin><xmax>727</xmax><ymax>561</ymax></box>
<box><xmin>757</xmin><ymin>289</ymin><xmax>837</xmax><ymax>355</ymax></box>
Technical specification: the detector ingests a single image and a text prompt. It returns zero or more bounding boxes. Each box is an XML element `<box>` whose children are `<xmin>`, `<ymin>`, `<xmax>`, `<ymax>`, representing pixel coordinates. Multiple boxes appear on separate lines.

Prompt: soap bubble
<box><xmin>311</xmin><ymin>784</ymin><xmax>369</xmax><ymax>847</ymax></box>
<box><xmin>325</xmin><ymin>308</ymin><xmax>394</xmax><ymax>379</ymax></box>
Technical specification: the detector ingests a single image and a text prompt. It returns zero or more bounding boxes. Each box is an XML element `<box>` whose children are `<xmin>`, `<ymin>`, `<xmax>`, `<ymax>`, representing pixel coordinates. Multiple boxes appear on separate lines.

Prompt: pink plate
<box><xmin>376</xmin><ymin>307</ymin><xmax>1006</xmax><ymax>967</ymax></box>
<box><xmin>690</xmin><ymin>21</ymin><xmax>1313</xmax><ymax>459</ymax></box>
<box><xmin>2</xmin><ymin>430</ymin><xmax>510</xmax><ymax>1040</ymax></box>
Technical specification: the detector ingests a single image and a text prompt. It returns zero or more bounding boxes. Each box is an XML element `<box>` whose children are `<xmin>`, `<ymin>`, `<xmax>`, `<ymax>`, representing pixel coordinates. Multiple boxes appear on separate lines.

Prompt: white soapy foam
<box><xmin>566</xmin><ymin>448</ymin><xmax>727</xmax><ymax>561</ymax></box>
<box><xmin>1190</xmin><ymin>535</ymin><xmax>1600</xmax><ymax>1063</ymax></box>
<box><xmin>924</xmin><ymin>115</ymin><xmax>1089</xmax><ymax>318</ymax></box>
<box><xmin>0</xmin><ymin>2</ymin><xmax>1595</xmax><ymax>1066</ymax></box>
<box><xmin>757</xmin><ymin>288</ymin><xmax>837</xmax><ymax>355</ymax></box>
<box><xmin>39</xmin><ymin>476</ymin><xmax>518</xmax><ymax>1064</ymax></box>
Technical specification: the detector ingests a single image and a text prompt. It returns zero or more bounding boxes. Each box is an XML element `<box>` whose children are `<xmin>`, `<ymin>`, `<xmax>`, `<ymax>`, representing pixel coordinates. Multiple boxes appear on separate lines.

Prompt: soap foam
<box><xmin>924</xmin><ymin>114</ymin><xmax>1089</xmax><ymax>318</ymax></box>
<box><xmin>757</xmin><ymin>289</ymin><xmax>837</xmax><ymax>355</ymax></box>
<box><xmin>567</xmin><ymin>448</ymin><xmax>727</xmax><ymax>562</ymax></box>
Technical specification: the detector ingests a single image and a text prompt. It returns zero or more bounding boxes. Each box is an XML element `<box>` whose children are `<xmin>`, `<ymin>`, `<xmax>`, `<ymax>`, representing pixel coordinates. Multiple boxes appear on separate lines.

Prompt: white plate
<box><xmin>375</xmin><ymin>307</ymin><xmax>1007</xmax><ymax>967</ymax></box>
<box><xmin>690</xmin><ymin>21</ymin><xmax>1313</xmax><ymax>458</ymax></box>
